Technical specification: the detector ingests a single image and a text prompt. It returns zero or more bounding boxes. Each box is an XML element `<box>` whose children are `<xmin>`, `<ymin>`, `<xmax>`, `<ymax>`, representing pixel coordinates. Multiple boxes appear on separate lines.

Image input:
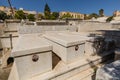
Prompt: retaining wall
<box><xmin>78</xmin><ymin>21</ymin><xmax>113</xmax><ymax>32</ymax></box>
<box><xmin>18</xmin><ymin>25</ymin><xmax>77</xmax><ymax>34</ymax></box>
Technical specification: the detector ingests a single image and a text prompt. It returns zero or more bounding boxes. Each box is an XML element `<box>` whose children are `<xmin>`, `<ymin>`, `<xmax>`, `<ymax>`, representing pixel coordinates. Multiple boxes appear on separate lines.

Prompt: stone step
<box><xmin>4</xmin><ymin>30</ymin><xmax>18</xmax><ymax>33</ymax></box>
<box><xmin>67</xmin><ymin>68</ymin><xmax>94</xmax><ymax>80</ymax></box>
<box><xmin>0</xmin><ymin>33</ymin><xmax>18</xmax><ymax>38</ymax></box>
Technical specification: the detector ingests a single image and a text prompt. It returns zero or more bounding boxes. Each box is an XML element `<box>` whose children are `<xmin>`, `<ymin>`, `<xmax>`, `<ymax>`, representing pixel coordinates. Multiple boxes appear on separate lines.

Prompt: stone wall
<box><xmin>112</xmin><ymin>23</ymin><xmax>120</xmax><ymax>29</ymax></box>
<box><xmin>78</xmin><ymin>21</ymin><xmax>113</xmax><ymax>32</ymax></box>
<box><xmin>5</xmin><ymin>23</ymin><xmax>20</xmax><ymax>31</ymax></box>
<box><xmin>0</xmin><ymin>23</ymin><xmax>4</xmax><ymax>35</ymax></box>
<box><xmin>18</xmin><ymin>25</ymin><xmax>77</xmax><ymax>34</ymax></box>
<box><xmin>0</xmin><ymin>37</ymin><xmax>18</xmax><ymax>48</ymax></box>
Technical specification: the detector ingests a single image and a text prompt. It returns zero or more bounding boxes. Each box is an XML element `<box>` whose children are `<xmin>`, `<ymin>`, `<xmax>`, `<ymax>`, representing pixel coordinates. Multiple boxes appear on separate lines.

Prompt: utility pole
<box><xmin>7</xmin><ymin>0</ymin><xmax>14</xmax><ymax>18</ymax></box>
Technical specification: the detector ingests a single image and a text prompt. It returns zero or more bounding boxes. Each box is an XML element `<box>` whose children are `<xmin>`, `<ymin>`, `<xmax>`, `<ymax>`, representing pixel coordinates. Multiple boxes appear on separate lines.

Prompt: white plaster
<box><xmin>85</xmin><ymin>40</ymin><xmax>97</xmax><ymax>55</ymax></box>
<box><xmin>28</xmin><ymin>55</ymin><xmax>104</xmax><ymax>80</ymax></box>
<box><xmin>11</xmin><ymin>34</ymin><xmax>52</xmax><ymax>57</ymax></box>
<box><xmin>78</xmin><ymin>21</ymin><xmax>113</xmax><ymax>32</ymax></box>
<box><xmin>18</xmin><ymin>25</ymin><xmax>77</xmax><ymax>34</ymax></box>
<box><xmin>14</xmin><ymin>52</ymin><xmax>52</xmax><ymax>80</ymax></box>
<box><xmin>1</xmin><ymin>37</ymin><xmax>18</xmax><ymax>48</ymax></box>
<box><xmin>8</xmin><ymin>62</ymin><xmax>19</xmax><ymax>80</ymax></box>
<box><xmin>44</xmin><ymin>32</ymin><xmax>91</xmax><ymax>63</ymax></box>
<box><xmin>44</xmin><ymin>32</ymin><xmax>90</xmax><ymax>47</ymax></box>
<box><xmin>9</xmin><ymin>34</ymin><xmax>53</xmax><ymax>80</ymax></box>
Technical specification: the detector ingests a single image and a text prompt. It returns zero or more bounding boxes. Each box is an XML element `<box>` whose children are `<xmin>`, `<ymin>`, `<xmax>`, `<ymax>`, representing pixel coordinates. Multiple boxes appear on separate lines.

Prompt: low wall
<box><xmin>0</xmin><ymin>37</ymin><xmax>18</xmax><ymax>48</ymax></box>
<box><xmin>18</xmin><ymin>25</ymin><xmax>77</xmax><ymax>34</ymax></box>
<box><xmin>78</xmin><ymin>21</ymin><xmax>113</xmax><ymax>32</ymax></box>
<box><xmin>5</xmin><ymin>23</ymin><xmax>20</xmax><ymax>31</ymax></box>
<box><xmin>112</xmin><ymin>23</ymin><xmax>120</xmax><ymax>29</ymax></box>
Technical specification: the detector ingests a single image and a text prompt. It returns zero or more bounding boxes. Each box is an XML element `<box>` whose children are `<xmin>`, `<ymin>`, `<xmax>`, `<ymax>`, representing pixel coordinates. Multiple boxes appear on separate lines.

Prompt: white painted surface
<box><xmin>85</xmin><ymin>40</ymin><xmax>97</xmax><ymax>55</ymax></box>
<box><xmin>9</xmin><ymin>34</ymin><xmax>53</xmax><ymax>80</ymax></box>
<box><xmin>14</xmin><ymin>52</ymin><xmax>52</xmax><ymax>80</ymax></box>
<box><xmin>78</xmin><ymin>22</ymin><xmax>113</xmax><ymax>32</ymax></box>
<box><xmin>1</xmin><ymin>37</ymin><xmax>18</xmax><ymax>48</ymax></box>
<box><xmin>5</xmin><ymin>23</ymin><xmax>19</xmax><ymax>31</ymax></box>
<box><xmin>28</xmin><ymin>55</ymin><xmax>103</xmax><ymax>80</ymax></box>
<box><xmin>11</xmin><ymin>34</ymin><xmax>52</xmax><ymax>57</ymax></box>
<box><xmin>44</xmin><ymin>32</ymin><xmax>90</xmax><ymax>63</ymax></box>
<box><xmin>8</xmin><ymin>62</ymin><xmax>19</xmax><ymax>80</ymax></box>
<box><xmin>44</xmin><ymin>32</ymin><xmax>90</xmax><ymax>47</ymax></box>
<box><xmin>18</xmin><ymin>25</ymin><xmax>77</xmax><ymax>34</ymax></box>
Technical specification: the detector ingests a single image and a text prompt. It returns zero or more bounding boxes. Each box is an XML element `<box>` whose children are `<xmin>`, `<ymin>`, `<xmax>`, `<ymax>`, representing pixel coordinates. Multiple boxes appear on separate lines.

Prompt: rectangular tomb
<box><xmin>9</xmin><ymin>34</ymin><xmax>52</xmax><ymax>80</ymax></box>
<box><xmin>43</xmin><ymin>32</ymin><xmax>90</xmax><ymax>64</ymax></box>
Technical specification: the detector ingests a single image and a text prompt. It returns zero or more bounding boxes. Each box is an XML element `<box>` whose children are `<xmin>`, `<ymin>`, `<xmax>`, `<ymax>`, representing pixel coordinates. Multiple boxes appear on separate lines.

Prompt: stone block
<box><xmin>85</xmin><ymin>40</ymin><xmax>97</xmax><ymax>55</ymax></box>
<box><xmin>9</xmin><ymin>34</ymin><xmax>52</xmax><ymax>80</ymax></box>
<box><xmin>44</xmin><ymin>32</ymin><xmax>90</xmax><ymax>63</ymax></box>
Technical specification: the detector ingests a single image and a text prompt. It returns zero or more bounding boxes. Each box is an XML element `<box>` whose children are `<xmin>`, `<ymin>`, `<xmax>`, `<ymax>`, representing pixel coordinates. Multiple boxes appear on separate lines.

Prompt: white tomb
<box><xmin>85</xmin><ymin>38</ymin><xmax>97</xmax><ymax>55</ymax></box>
<box><xmin>8</xmin><ymin>34</ymin><xmax>52</xmax><ymax>80</ymax></box>
<box><xmin>8</xmin><ymin>32</ymin><xmax>113</xmax><ymax>80</ymax></box>
<box><xmin>44</xmin><ymin>32</ymin><xmax>91</xmax><ymax>63</ymax></box>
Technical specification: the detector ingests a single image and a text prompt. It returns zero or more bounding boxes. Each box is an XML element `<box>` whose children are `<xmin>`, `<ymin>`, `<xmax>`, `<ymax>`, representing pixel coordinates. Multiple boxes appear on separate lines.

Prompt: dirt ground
<box><xmin>0</xmin><ymin>64</ymin><xmax>12</xmax><ymax>80</ymax></box>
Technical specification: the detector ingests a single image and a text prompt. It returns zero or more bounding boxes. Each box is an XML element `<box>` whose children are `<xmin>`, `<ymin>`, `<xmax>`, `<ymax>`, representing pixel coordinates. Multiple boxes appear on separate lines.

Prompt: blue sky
<box><xmin>0</xmin><ymin>0</ymin><xmax>120</xmax><ymax>16</ymax></box>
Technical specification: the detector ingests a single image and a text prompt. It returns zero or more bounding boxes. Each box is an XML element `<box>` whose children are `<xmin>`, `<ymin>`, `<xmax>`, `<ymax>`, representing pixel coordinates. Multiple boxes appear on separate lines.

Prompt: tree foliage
<box><xmin>44</xmin><ymin>3</ymin><xmax>51</xmax><ymax>19</ymax></box>
<box><xmin>99</xmin><ymin>9</ymin><xmax>104</xmax><ymax>17</ymax></box>
<box><xmin>27</xmin><ymin>14</ymin><xmax>35</xmax><ymax>21</ymax></box>
<box><xmin>106</xmin><ymin>16</ymin><xmax>113</xmax><ymax>22</ymax></box>
<box><xmin>0</xmin><ymin>11</ymin><xmax>8</xmax><ymax>20</ymax></box>
<box><xmin>84</xmin><ymin>14</ymin><xmax>89</xmax><ymax>20</ymax></box>
<box><xmin>38</xmin><ymin>13</ymin><xmax>44</xmax><ymax>20</ymax></box>
<box><xmin>15</xmin><ymin>10</ymin><xmax>26</xmax><ymax>19</ymax></box>
<box><xmin>61</xmin><ymin>13</ymin><xmax>73</xmax><ymax>19</ymax></box>
<box><xmin>87</xmin><ymin>13</ymin><xmax>99</xmax><ymax>19</ymax></box>
<box><xmin>51</xmin><ymin>12</ymin><xmax>59</xmax><ymax>20</ymax></box>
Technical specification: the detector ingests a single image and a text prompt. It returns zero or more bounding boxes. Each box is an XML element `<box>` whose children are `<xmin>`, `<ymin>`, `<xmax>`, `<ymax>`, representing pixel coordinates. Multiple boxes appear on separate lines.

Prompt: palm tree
<box><xmin>7</xmin><ymin>0</ymin><xmax>14</xmax><ymax>18</ymax></box>
<box><xmin>99</xmin><ymin>9</ymin><xmax>104</xmax><ymax>17</ymax></box>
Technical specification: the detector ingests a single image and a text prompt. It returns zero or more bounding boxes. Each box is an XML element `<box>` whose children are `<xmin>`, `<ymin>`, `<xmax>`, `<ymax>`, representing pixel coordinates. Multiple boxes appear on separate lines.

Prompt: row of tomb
<box><xmin>8</xmin><ymin>31</ymin><xmax>116</xmax><ymax>80</ymax></box>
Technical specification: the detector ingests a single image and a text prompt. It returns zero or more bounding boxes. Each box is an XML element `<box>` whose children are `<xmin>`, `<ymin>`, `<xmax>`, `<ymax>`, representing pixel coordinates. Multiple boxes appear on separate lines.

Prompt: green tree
<box><xmin>27</xmin><ymin>14</ymin><xmax>35</xmax><ymax>21</ymax></box>
<box><xmin>38</xmin><ymin>13</ymin><xmax>44</xmax><ymax>20</ymax></box>
<box><xmin>106</xmin><ymin>16</ymin><xmax>113</xmax><ymax>22</ymax></box>
<box><xmin>44</xmin><ymin>3</ymin><xmax>51</xmax><ymax>19</ymax></box>
<box><xmin>99</xmin><ymin>9</ymin><xmax>104</xmax><ymax>17</ymax></box>
<box><xmin>61</xmin><ymin>13</ymin><xmax>73</xmax><ymax>19</ymax></box>
<box><xmin>0</xmin><ymin>11</ymin><xmax>8</xmax><ymax>20</ymax></box>
<box><xmin>7</xmin><ymin>15</ymin><xmax>13</xmax><ymax>19</ymax></box>
<box><xmin>88</xmin><ymin>13</ymin><xmax>99</xmax><ymax>19</ymax></box>
<box><xmin>84</xmin><ymin>14</ymin><xmax>89</xmax><ymax>20</ymax></box>
<box><xmin>15</xmin><ymin>10</ymin><xmax>26</xmax><ymax>19</ymax></box>
<box><xmin>51</xmin><ymin>12</ymin><xmax>59</xmax><ymax>20</ymax></box>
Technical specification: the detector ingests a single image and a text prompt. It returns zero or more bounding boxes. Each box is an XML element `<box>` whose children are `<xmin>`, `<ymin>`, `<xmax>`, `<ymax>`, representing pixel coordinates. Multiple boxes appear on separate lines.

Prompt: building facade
<box><xmin>113</xmin><ymin>10</ymin><xmax>120</xmax><ymax>17</ymax></box>
<box><xmin>59</xmin><ymin>11</ymin><xmax>84</xmax><ymax>19</ymax></box>
<box><xmin>19</xmin><ymin>8</ymin><xmax>37</xmax><ymax>15</ymax></box>
<box><xmin>0</xmin><ymin>6</ymin><xmax>16</xmax><ymax>15</ymax></box>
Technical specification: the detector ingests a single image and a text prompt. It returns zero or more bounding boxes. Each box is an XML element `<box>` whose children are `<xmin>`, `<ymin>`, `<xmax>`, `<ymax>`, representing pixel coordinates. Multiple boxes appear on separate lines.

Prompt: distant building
<box><xmin>59</xmin><ymin>11</ymin><xmax>84</xmax><ymax>19</ymax></box>
<box><xmin>113</xmin><ymin>10</ymin><xmax>120</xmax><ymax>17</ymax></box>
<box><xmin>19</xmin><ymin>8</ymin><xmax>37</xmax><ymax>15</ymax></box>
<box><xmin>23</xmin><ymin>10</ymin><xmax>37</xmax><ymax>15</ymax></box>
<box><xmin>0</xmin><ymin>6</ymin><xmax>16</xmax><ymax>15</ymax></box>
